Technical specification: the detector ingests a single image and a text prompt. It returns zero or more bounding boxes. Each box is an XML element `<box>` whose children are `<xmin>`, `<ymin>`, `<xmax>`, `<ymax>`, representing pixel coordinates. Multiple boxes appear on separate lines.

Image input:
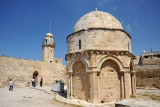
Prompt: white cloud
<box><xmin>125</xmin><ymin>24</ymin><xmax>131</xmax><ymax>32</ymax></box>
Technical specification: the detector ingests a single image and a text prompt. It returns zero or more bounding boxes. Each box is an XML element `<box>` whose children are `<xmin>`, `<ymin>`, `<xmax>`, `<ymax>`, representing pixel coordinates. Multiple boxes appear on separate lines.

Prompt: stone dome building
<box><xmin>65</xmin><ymin>10</ymin><xmax>136</xmax><ymax>104</ymax></box>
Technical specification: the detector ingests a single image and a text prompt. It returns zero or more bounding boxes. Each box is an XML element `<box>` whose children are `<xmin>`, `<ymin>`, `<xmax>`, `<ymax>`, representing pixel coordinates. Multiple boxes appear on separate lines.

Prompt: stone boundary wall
<box><xmin>142</xmin><ymin>58</ymin><xmax>160</xmax><ymax>65</ymax></box>
<box><xmin>0</xmin><ymin>56</ymin><xmax>66</xmax><ymax>87</ymax></box>
<box><xmin>135</xmin><ymin>65</ymin><xmax>160</xmax><ymax>88</ymax></box>
<box><xmin>135</xmin><ymin>65</ymin><xmax>160</xmax><ymax>78</ymax></box>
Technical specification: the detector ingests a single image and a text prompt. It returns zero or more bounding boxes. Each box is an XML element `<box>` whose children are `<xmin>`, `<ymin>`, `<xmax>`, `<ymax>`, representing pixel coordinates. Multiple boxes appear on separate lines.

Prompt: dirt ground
<box><xmin>0</xmin><ymin>86</ymin><xmax>160</xmax><ymax>107</ymax></box>
<box><xmin>0</xmin><ymin>87</ymin><xmax>76</xmax><ymax>107</ymax></box>
<box><xmin>116</xmin><ymin>87</ymin><xmax>160</xmax><ymax>107</ymax></box>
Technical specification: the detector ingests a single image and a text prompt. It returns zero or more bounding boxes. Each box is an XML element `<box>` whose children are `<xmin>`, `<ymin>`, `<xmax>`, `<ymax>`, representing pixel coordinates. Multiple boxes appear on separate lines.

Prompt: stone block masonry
<box><xmin>66</xmin><ymin>10</ymin><xmax>136</xmax><ymax>104</ymax></box>
<box><xmin>0</xmin><ymin>56</ymin><xmax>66</xmax><ymax>87</ymax></box>
<box><xmin>135</xmin><ymin>64</ymin><xmax>160</xmax><ymax>88</ymax></box>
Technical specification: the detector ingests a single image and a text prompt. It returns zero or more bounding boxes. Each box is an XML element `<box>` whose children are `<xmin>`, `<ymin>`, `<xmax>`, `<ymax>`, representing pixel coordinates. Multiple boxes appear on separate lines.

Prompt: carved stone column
<box><xmin>97</xmin><ymin>72</ymin><xmax>100</xmax><ymax>103</ymax></box>
<box><xmin>120</xmin><ymin>72</ymin><xmax>124</xmax><ymax>100</ymax></box>
<box><xmin>67</xmin><ymin>73</ymin><xmax>73</xmax><ymax>99</ymax></box>
<box><xmin>124</xmin><ymin>72</ymin><xmax>131</xmax><ymax>99</ymax></box>
<box><xmin>89</xmin><ymin>72</ymin><xmax>99</xmax><ymax>104</ymax></box>
<box><xmin>132</xmin><ymin>72</ymin><xmax>136</xmax><ymax>96</ymax></box>
<box><xmin>67</xmin><ymin>73</ymin><xmax>71</xmax><ymax>99</ymax></box>
<box><xmin>70</xmin><ymin>73</ymin><xmax>73</xmax><ymax>99</ymax></box>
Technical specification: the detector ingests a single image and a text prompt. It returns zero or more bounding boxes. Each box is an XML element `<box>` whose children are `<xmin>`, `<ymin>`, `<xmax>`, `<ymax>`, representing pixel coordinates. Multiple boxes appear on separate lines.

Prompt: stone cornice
<box><xmin>42</xmin><ymin>44</ymin><xmax>55</xmax><ymax>48</ymax></box>
<box><xmin>65</xmin><ymin>50</ymin><xmax>135</xmax><ymax>61</ymax></box>
<box><xmin>67</xmin><ymin>28</ymin><xmax>131</xmax><ymax>41</ymax></box>
<box><xmin>45</xmin><ymin>35</ymin><xmax>54</xmax><ymax>38</ymax></box>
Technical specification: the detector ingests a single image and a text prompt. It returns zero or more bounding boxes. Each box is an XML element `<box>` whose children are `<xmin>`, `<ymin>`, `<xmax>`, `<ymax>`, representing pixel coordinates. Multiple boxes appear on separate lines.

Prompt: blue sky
<box><xmin>0</xmin><ymin>0</ymin><xmax>160</xmax><ymax>65</ymax></box>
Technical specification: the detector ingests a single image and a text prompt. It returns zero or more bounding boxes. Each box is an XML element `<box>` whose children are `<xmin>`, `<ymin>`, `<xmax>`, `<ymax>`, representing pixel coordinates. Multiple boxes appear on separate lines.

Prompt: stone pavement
<box><xmin>30</xmin><ymin>86</ymin><xmax>160</xmax><ymax>107</ymax></box>
<box><xmin>30</xmin><ymin>86</ymin><xmax>52</xmax><ymax>93</ymax></box>
<box><xmin>30</xmin><ymin>85</ymin><xmax>114</xmax><ymax>107</ymax></box>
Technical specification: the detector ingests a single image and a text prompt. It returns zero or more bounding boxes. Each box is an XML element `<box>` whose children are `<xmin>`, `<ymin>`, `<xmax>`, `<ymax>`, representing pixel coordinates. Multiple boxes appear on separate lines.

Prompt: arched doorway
<box><xmin>33</xmin><ymin>71</ymin><xmax>39</xmax><ymax>86</ymax></box>
<box><xmin>99</xmin><ymin>59</ymin><xmax>121</xmax><ymax>102</ymax></box>
<box><xmin>72</xmin><ymin>61</ymin><xmax>89</xmax><ymax>101</ymax></box>
<box><xmin>33</xmin><ymin>71</ymin><xmax>39</xmax><ymax>78</ymax></box>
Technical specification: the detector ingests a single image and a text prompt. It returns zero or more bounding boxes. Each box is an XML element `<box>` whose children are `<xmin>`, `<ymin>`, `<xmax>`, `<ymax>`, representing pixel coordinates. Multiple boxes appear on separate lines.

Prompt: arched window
<box><xmin>45</xmin><ymin>39</ymin><xmax>47</xmax><ymax>45</ymax></box>
<box><xmin>79</xmin><ymin>39</ymin><xmax>81</xmax><ymax>49</ymax></box>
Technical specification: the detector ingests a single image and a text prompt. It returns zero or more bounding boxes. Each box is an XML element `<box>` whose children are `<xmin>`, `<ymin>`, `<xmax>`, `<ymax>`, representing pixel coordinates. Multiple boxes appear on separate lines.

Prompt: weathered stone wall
<box><xmin>0</xmin><ymin>56</ymin><xmax>66</xmax><ymax>87</ymax></box>
<box><xmin>99</xmin><ymin>59</ymin><xmax>121</xmax><ymax>102</ymax></box>
<box><xmin>135</xmin><ymin>65</ymin><xmax>160</xmax><ymax>88</ymax></box>
<box><xmin>66</xmin><ymin>52</ymin><xmax>132</xmax><ymax>71</ymax></box>
<box><xmin>72</xmin><ymin>61</ymin><xmax>89</xmax><ymax>101</ymax></box>
<box><xmin>134</xmin><ymin>53</ymin><xmax>160</xmax><ymax>88</ymax></box>
<box><xmin>142</xmin><ymin>57</ymin><xmax>160</xmax><ymax>65</ymax></box>
<box><xmin>134</xmin><ymin>56</ymin><xmax>140</xmax><ymax>65</ymax></box>
<box><xmin>66</xmin><ymin>51</ymin><xmax>135</xmax><ymax>103</ymax></box>
<box><xmin>67</xmin><ymin>29</ymin><xmax>131</xmax><ymax>54</ymax></box>
<box><xmin>55</xmin><ymin>58</ymin><xmax>62</xmax><ymax>64</ymax></box>
<box><xmin>42</xmin><ymin>46</ymin><xmax>55</xmax><ymax>63</ymax></box>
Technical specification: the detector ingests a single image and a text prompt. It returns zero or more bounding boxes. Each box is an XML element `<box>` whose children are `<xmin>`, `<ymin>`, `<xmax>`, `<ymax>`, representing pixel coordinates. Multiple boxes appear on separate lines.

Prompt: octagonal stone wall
<box><xmin>67</xmin><ymin>29</ymin><xmax>131</xmax><ymax>54</ymax></box>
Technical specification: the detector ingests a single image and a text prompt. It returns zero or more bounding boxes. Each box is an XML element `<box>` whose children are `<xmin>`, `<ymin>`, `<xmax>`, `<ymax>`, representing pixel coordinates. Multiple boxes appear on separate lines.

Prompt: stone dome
<box><xmin>45</xmin><ymin>33</ymin><xmax>53</xmax><ymax>37</ymax></box>
<box><xmin>73</xmin><ymin>11</ymin><xmax>123</xmax><ymax>32</ymax></box>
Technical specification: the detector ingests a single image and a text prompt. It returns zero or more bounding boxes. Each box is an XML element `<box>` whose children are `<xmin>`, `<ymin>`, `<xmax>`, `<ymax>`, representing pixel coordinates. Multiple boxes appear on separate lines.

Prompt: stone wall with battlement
<box><xmin>0</xmin><ymin>56</ymin><xmax>66</xmax><ymax>87</ymax></box>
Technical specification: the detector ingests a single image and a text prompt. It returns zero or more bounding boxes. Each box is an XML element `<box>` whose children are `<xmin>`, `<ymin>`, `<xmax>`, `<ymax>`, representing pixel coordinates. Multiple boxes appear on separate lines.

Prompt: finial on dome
<box><xmin>95</xmin><ymin>8</ymin><xmax>97</xmax><ymax>11</ymax></box>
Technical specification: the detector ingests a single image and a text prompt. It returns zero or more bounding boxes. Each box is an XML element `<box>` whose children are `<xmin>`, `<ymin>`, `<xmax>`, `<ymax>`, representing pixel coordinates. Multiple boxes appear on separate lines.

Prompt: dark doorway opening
<box><xmin>33</xmin><ymin>71</ymin><xmax>39</xmax><ymax>78</ymax></box>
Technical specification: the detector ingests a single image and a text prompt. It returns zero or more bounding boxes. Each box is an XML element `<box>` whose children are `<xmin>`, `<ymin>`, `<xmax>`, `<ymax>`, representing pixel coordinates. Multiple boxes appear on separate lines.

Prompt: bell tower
<box><xmin>42</xmin><ymin>33</ymin><xmax>55</xmax><ymax>63</ymax></box>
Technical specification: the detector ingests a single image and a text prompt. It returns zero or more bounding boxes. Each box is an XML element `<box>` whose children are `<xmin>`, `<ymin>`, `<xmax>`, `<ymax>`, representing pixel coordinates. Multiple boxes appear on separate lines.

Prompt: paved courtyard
<box><xmin>0</xmin><ymin>86</ymin><xmax>75</xmax><ymax>107</ymax></box>
<box><xmin>0</xmin><ymin>86</ymin><xmax>160</xmax><ymax>107</ymax></box>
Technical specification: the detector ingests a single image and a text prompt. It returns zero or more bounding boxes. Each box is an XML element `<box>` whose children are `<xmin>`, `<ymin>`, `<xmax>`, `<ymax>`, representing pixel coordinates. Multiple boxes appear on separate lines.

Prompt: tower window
<box><xmin>45</xmin><ymin>39</ymin><xmax>47</xmax><ymax>44</ymax></box>
<box><xmin>79</xmin><ymin>39</ymin><xmax>81</xmax><ymax>49</ymax></box>
<box><xmin>50</xmin><ymin>61</ymin><xmax>52</xmax><ymax>62</ymax></box>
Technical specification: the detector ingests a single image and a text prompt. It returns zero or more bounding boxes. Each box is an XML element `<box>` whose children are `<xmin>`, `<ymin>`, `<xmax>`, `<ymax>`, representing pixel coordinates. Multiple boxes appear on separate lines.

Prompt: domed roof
<box><xmin>45</xmin><ymin>33</ymin><xmax>53</xmax><ymax>37</ymax></box>
<box><xmin>73</xmin><ymin>11</ymin><xmax>123</xmax><ymax>32</ymax></box>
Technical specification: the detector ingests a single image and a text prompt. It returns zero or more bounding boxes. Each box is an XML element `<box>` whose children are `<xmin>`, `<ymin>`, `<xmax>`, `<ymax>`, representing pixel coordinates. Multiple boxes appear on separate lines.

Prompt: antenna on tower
<box><xmin>49</xmin><ymin>20</ymin><xmax>51</xmax><ymax>33</ymax></box>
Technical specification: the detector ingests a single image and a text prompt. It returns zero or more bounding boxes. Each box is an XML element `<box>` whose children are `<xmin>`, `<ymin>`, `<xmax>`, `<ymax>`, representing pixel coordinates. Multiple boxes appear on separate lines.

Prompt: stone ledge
<box><xmin>56</xmin><ymin>94</ymin><xmax>114</xmax><ymax>107</ymax></box>
<box><xmin>66</xmin><ymin>50</ymin><xmax>135</xmax><ymax>60</ymax></box>
<box><xmin>30</xmin><ymin>86</ymin><xmax>115</xmax><ymax>106</ymax></box>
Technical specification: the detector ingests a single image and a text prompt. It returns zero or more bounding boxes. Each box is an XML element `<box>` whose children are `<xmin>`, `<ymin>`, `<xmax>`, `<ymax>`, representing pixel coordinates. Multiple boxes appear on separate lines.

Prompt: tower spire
<box><xmin>49</xmin><ymin>20</ymin><xmax>51</xmax><ymax>33</ymax></box>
